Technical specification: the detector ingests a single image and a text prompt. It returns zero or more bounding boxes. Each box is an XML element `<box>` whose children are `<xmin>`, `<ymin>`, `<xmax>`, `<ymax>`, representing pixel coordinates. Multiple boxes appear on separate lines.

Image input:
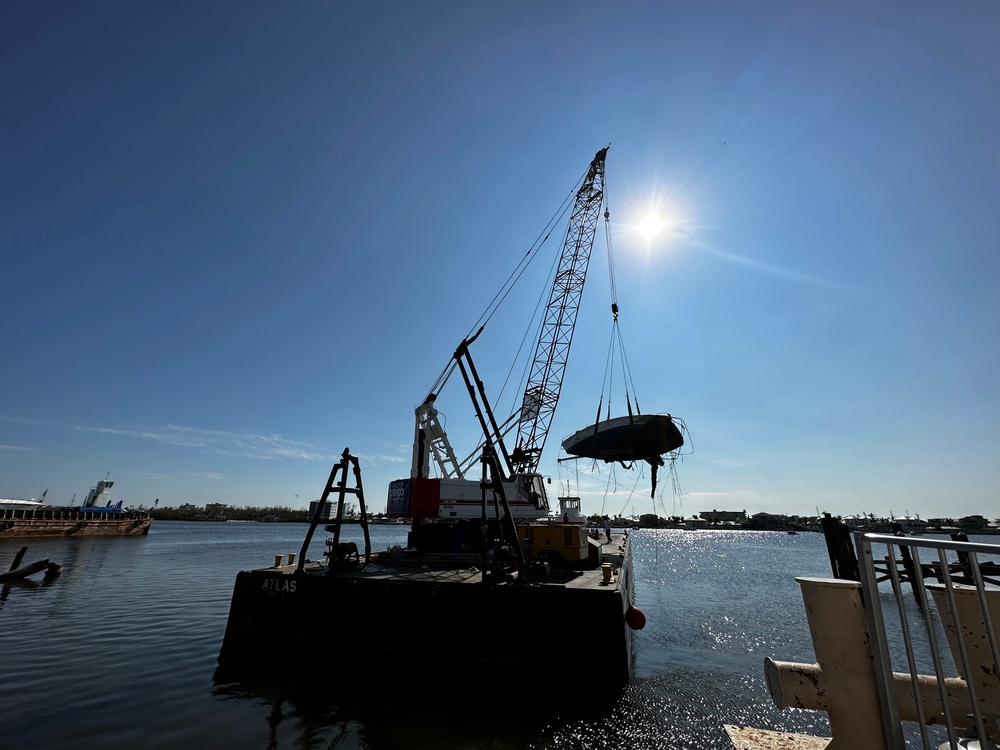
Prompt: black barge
<box><xmin>217</xmin><ymin>450</ymin><xmax>643</xmax><ymax>689</ymax></box>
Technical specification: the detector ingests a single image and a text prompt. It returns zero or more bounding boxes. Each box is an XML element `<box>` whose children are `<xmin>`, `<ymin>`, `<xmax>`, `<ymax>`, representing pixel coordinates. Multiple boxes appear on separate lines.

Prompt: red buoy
<box><xmin>625</xmin><ymin>605</ymin><xmax>646</xmax><ymax>630</ymax></box>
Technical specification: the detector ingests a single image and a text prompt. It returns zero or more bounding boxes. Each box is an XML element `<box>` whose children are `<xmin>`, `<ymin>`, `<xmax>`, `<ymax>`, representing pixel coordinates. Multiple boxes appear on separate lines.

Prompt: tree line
<box><xmin>150</xmin><ymin>505</ymin><xmax>309</xmax><ymax>522</ymax></box>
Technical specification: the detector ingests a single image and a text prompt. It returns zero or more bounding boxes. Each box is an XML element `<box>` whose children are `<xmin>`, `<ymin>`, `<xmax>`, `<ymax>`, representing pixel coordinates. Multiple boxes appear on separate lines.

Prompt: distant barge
<box><xmin>0</xmin><ymin>478</ymin><xmax>152</xmax><ymax>538</ymax></box>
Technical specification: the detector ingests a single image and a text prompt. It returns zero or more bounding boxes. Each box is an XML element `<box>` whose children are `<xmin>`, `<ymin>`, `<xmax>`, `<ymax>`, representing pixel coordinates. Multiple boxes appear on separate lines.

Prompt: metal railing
<box><xmin>856</xmin><ymin>532</ymin><xmax>1000</xmax><ymax>749</ymax></box>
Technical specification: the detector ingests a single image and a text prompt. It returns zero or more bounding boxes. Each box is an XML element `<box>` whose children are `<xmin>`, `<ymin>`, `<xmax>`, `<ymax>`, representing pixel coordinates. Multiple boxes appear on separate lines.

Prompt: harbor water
<box><xmin>2</xmin><ymin>524</ymin><xmax>843</xmax><ymax>749</ymax></box>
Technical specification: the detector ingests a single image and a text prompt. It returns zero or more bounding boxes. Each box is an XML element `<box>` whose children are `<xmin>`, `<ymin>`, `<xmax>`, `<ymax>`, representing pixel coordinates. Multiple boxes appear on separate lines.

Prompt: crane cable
<box><xmin>597</xmin><ymin>177</ymin><xmax>641</xmax><ymax>421</ymax></box>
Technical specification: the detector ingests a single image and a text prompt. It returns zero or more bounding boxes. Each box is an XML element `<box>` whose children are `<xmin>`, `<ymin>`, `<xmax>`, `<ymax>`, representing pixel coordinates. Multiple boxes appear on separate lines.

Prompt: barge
<box><xmin>217</xmin><ymin>450</ymin><xmax>642</xmax><ymax>688</ymax></box>
<box><xmin>0</xmin><ymin>478</ymin><xmax>152</xmax><ymax>538</ymax></box>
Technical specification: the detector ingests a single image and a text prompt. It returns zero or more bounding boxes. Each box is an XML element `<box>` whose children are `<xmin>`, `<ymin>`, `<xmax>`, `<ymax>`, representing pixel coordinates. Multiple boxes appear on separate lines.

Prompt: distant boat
<box><xmin>0</xmin><ymin>489</ymin><xmax>48</xmax><ymax>510</ymax></box>
<box><xmin>0</xmin><ymin>498</ymin><xmax>45</xmax><ymax>511</ymax></box>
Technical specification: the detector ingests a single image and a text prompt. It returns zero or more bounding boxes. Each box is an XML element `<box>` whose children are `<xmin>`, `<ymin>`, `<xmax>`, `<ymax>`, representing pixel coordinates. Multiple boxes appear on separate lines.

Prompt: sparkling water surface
<box><xmin>1</xmin><ymin>524</ymin><xmax>839</xmax><ymax>749</ymax></box>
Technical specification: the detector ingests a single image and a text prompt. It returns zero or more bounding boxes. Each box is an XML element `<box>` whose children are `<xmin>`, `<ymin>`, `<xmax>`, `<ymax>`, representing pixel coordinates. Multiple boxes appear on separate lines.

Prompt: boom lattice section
<box><xmin>512</xmin><ymin>147</ymin><xmax>607</xmax><ymax>474</ymax></box>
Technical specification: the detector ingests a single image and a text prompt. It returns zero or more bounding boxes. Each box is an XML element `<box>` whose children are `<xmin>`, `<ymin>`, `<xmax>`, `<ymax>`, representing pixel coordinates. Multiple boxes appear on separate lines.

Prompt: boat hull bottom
<box><xmin>562</xmin><ymin>414</ymin><xmax>684</xmax><ymax>463</ymax></box>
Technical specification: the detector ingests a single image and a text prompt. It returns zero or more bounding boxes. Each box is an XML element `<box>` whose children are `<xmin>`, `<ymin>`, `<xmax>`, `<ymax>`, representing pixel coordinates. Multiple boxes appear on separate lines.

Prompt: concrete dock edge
<box><xmin>724</xmin><ymin>725</ymin><xmax>831</xmax><ymax>749</ymax></box>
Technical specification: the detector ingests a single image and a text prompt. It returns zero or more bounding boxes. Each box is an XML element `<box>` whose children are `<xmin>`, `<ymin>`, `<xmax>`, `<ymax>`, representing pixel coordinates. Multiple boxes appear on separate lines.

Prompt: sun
<box><xmin>636</xmin><ymin>214</ymin><xmax>666</xmax><ymax>241</ymax></box>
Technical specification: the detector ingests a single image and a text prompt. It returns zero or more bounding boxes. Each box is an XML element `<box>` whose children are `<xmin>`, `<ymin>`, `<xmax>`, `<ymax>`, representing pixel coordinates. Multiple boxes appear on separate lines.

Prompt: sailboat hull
<box><xmin>561</xmin><ymin>414</ymin><xmax>683</xmax><ymax>463</ymax></box>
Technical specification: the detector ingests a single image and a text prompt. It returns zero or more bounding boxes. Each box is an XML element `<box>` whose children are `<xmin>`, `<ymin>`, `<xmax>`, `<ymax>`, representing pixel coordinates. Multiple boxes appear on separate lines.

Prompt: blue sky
<box><xmin>3</xmin><ymin>1</ymin><xmax>998</xmax><ymax>520</ymax></box>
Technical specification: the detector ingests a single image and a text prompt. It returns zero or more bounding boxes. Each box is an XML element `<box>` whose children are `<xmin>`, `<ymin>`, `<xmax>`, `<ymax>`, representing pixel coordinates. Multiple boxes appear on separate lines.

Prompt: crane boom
<box><xmin>511</xmin><ymin>147</ymin><xmax>608</xmax><ymax>474</ymax></box>
<box><xmin>394</xmin><ymin>147</ymin><xmax>609</xmax><ymax>521</ymax></box>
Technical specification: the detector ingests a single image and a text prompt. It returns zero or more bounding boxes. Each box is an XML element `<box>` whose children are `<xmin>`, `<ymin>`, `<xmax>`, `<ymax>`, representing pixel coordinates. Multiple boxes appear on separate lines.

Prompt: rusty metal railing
<box><xmin>856</xmin><ymin>532</ymin><xmax>1000</xmax><ymax>750</ymax></box>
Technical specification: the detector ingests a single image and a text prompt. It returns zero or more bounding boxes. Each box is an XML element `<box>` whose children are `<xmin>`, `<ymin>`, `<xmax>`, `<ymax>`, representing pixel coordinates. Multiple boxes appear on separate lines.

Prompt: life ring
<box><xmin>2</xmin><ymin>521</ymin><xmax>14</xmax><ymax>529</ymax></box>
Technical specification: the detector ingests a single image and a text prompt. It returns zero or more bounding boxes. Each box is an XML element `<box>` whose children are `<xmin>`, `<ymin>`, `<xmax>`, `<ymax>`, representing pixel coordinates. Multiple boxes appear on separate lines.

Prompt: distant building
<box><xmin>841</xmin><ymin>515</ymin><xmax>864</xmax><ymax>528</ymax></box>
<box><xmin>308</xmin><ymin>500</ymin><xmax>358</xmax><ymax>522</ymax></box>
<box><xmin>959</xmin><ymin>515</ymin><xmax>988</xmax><ymax>531</ymax></box>
<box><xmin>206</xmin><ymin>503</ymin><xmax>229</xmax><ymax>514</ymax></box>
<box><xmin>699</xmin><ymin>509</ymin><xmax>747</xmax><ymax>524</ymax></box>
<box><xmin>891</xmin><ymin>515</ymin><xmax>927</xmax><ymax>532</ymax></box>
<box><xmin>684</xmin><ymin>516</ymin><xmax>710</xmax><ymax>529</ymax></box>
<box><xmin>308</xmin><ymin>501</ymin><xmax>335</xmax><ymax>521</ymax></box>
<box><xmin>920</xmin><ymin>518</ymin><xmax>961</xmax><ymax>532</ymax></box>
<box><xmin>639</xmin><ymin>513</ymin><xmax>662</xmax><ymax>527</ymax></box>
<box><xmin>750</xmin><ymin>512</ymin><xmax>788</xmax><ymax>530</ymax></box>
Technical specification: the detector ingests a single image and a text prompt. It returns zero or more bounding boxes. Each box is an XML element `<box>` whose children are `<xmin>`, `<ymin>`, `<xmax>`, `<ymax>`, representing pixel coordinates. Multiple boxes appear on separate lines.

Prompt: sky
<box><xmin>2</xmin><ymin>1</ymin><xmax>998</xmax><ymax>521</ymax></box>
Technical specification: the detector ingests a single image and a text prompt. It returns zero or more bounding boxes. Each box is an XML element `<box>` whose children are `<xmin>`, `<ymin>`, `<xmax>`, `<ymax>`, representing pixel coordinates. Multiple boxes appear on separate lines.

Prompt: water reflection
<box><xmin>0</xmin><ymin>544</ymin><xmax>63</xmax><ymax>612</ymax></box>
<box><xmin>0</xmin><ymin>525</ymin><xmax>847</xmax><ymax>749</ymax></box>
<box><xmin>212</xmin><ymin>667</ymin><xmax>630</xmax><ymax>750</ymax></box>
<box><xmin>0</xmin><ymin>573</ymin><xmax>61</xmax><ymax>611</ymax></box>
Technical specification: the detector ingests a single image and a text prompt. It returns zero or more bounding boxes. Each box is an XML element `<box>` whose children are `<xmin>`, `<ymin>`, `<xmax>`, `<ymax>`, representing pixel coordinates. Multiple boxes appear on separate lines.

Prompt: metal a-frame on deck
<box><xmin>297</xmin><ymin>448</ymin><xmax>372</xmax><ymax>573</ymax></box>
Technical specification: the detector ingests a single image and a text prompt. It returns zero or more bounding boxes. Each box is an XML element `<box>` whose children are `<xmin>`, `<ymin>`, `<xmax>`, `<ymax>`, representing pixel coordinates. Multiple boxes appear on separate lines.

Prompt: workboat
<box><xmin>218</xmin><ymin>147</ymin><xmax>647</xmax><ymax>691</ymax></box>
<box><xmin>0</xmin><ymin>478</ymin><xmax>152</xmax><ymax>538</ymax></box>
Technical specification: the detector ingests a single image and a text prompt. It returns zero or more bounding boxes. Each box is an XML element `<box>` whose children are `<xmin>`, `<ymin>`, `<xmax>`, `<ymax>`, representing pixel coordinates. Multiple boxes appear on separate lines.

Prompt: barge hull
<box><xmin>218</xmin><ymin>534</ymin><xmax>636</xmax><ymax>689</ymax></box>
<box><xmin>0</xmin><ymin>514</ymin><xmax>152</xmax><ymax>538</ymax></box>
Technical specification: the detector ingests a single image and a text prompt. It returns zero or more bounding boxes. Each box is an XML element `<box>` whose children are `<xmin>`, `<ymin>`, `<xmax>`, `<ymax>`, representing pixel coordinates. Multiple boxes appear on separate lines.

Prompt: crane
<box><xmin>390</xmin><ymin>147</ymin><xmax>609</xmax><ymax>521</ymax></box>
<box><xmin>511</xmin><ymin>147</ymin><xmax>607</xmax><ymax>474</ymax></box>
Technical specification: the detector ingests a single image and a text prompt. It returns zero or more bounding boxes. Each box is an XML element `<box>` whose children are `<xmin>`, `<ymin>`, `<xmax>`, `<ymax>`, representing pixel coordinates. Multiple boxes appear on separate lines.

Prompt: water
<box><xmin>1</xmin><ymin>525</ymin><xmax>838</xmax><ymax>749</ymax></box>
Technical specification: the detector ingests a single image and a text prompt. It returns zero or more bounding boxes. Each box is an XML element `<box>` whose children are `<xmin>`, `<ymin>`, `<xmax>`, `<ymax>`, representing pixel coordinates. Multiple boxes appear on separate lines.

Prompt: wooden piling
<box><xmin>0</xmin><ymin>559</ymin><xmax>50</xmax><ymax>582</ymax></box>
<box><xmin>950</xmin><ymin>532</ymin><xmax>975</xmax><ymax>584</ymax></box>
<box><xmin>9</xmin><ymin>545</ymin><xmax>27</xmax><ymax>572</ymax></box>
<box><xmin>893</xmin><ymin>530</ymin><xmax>928</xmax><ymax>609</ymax></box>
<box><xmin>820</xmin><ymin>514</ymin><xmax>859</xmax><ymax>581</ymax></box>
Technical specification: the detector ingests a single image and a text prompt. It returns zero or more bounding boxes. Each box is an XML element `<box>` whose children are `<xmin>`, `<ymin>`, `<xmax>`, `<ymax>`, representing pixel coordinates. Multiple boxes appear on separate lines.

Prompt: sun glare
<box><xmin>637</xmin><ymin>214</ymin><xmax>665</xmax><ymax>241</ymax></box>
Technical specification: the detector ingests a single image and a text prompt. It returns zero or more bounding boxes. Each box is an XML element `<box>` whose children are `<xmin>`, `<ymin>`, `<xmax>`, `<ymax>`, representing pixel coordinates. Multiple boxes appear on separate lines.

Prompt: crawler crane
<box><xmin>388</xmin><ymin>147</ymin><xmax>609</xmax><ymax>523</ymax></box>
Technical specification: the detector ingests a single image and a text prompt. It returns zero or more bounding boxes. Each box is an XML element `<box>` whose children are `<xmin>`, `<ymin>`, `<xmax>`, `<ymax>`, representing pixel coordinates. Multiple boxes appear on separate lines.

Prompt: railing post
<box><xmin>856</xmin><ymin>534</ymin><xmax>907</xmax><ymax>749</ymax></box>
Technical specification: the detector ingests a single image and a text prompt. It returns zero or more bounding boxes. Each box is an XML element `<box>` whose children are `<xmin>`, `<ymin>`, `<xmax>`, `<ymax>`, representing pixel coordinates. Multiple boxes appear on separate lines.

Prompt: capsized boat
<box><xmin>562</xmin><ymin>413</ymin><xmax>683</xmax><ymax>463</ymax></box>
<box><xmin>561</xmin><ymin>413</ymin><xmax>684</xmax><ymax>496</ymax></box>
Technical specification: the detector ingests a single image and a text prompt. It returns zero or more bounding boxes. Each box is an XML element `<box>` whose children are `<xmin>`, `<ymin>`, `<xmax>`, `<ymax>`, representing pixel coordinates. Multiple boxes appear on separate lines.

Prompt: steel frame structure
<box><xmin>511</xmin><ymin>147</ymin><xmax>608</xmax><ymax>474</ymax></box>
